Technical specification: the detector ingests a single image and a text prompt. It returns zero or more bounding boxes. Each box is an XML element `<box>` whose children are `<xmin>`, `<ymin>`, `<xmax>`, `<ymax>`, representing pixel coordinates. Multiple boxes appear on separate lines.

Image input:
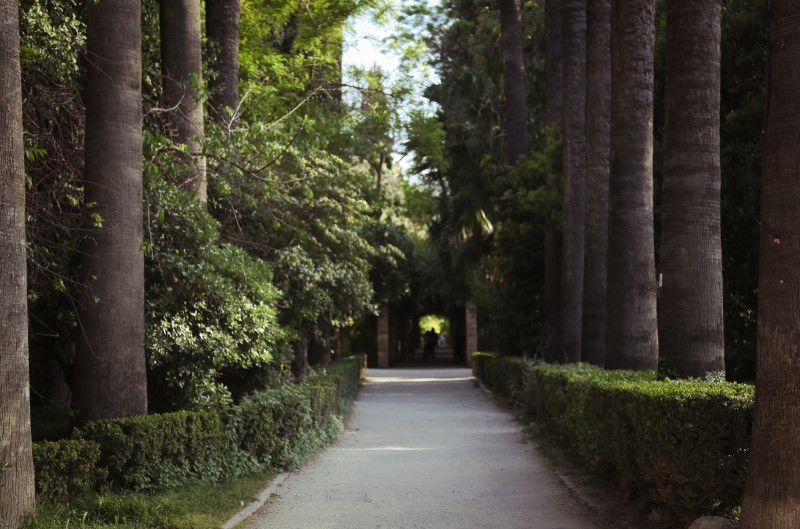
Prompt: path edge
<box><xmin>474</xmin><ymin>377</ymin><xmax>603</xmax><ymax>515</ymax></box>
<box><xmin>222</xmin><ymin>472</ymin><xmax>288</xmax><ymax>529</ymax></box>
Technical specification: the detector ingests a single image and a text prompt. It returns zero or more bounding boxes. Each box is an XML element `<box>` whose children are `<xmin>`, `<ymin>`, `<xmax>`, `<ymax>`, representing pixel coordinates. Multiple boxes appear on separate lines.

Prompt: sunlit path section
<box><xmin>244</xmin><ymin>368</ymin><xmax>601</xmax><ymax>529</ymax></box>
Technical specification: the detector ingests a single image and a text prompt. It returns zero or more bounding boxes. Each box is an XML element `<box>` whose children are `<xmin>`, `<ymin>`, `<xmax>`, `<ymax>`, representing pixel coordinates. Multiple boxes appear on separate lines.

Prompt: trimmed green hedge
<box><xmin>472</xmin><ymin>353</ymin><xmax>753</xmax><ymax>516</ymax></box>
<box><xmin>33</xmin><ymin>355</ymin><xmax>365</xmax><ymax>496</ymax></box>
<box><xmin>74</xmin><ymin>411</ymin><xmax>255</xmax><ymax>490</ymax></box>
<box><xmin>317</xmin><ymin>354</ymin><xmax>366</xmax><ymax>409</ymax></box>
<box><xmin>32</xmin><ymin>440</ymin><xmax>107</xmax><ymax>499</ymax></box>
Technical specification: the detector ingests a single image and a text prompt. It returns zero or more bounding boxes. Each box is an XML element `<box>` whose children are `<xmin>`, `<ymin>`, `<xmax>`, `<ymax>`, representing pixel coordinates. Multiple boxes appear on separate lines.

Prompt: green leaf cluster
<box><xmin>143</xmin><ymin>169</ymin><xmax>287</xmax><ymax>410</ymax></box>
<box><xmin>32</xmin><ymin>441</ymin><xmax>107</xmax><ymax>500</ymax></box>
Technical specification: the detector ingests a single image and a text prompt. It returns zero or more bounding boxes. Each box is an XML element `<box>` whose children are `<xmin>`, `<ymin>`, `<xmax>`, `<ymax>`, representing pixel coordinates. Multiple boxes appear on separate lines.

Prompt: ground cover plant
<box><xmin>26</xmin><ymin>473</ymin><xmax>275</xmax><ymax>529</ymax></box>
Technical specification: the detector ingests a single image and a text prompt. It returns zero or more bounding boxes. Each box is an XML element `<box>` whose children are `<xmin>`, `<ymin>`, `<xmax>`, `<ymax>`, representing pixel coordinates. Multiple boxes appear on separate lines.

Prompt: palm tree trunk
<box><xmin>161</xmin><ymin>0</ymin><xmax>207</xmax><ymax>202</ymax></box>
<box><xmin>543</xmin><ymin>230</ymin><xmax>563</xmax><ymax>362</ymax></box>
<box><xmin>546</xmin><ymin>0</ymin><xmax>563</xmax><ymax>127</ymax></box>
<box><xmin>498</xmin><ymin>0</ymin><xmax>529</xmax><ymax>165</ymax></box>
<box><xmin>560</xmin><ymin>0</ymin><xmax>587</xmax><ymax>363</ymax></box>
<box><xmin>605</xmin><ymin>0</ymin><xmax>658</xmax><ymax>371</ymax></box>
<box><xmin>581</xmin><ymin>0</ymin><xmax>611</xmax><ymax>367</ymax></box>
<box><xmin>658</xmin><ymin>0</ymin><xmax>724</xmax><ymax>378</ymax></box>
<box><xmin>206</xmin><ymin>0</ymin><xmax>240</xmax><ymax>121</ymax></box>
<box><xmin>543</xmin><ymin>0</ymin><xmax>563</xmax><ymax>362</ymax></box>
<box><xmin>0</xmin><ymin>2</ymin><xmax>35</xmax><ymax>525</ymax></box>
<box><xmin>72</xmin><ymin>0</ymin><xmax>148</xmax><ymax>425</ymax></box>
<box><xmin>739</xmin><ymin>2</ymin><xmax>800</xmax><ymax>527</ymax></box>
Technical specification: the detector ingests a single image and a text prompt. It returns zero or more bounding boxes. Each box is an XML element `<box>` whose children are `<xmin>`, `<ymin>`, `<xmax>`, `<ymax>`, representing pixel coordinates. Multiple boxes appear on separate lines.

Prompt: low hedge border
<box><xmin>33</xmin><ymin>355</ymin><xmax>365</xmax><ymax>498</ymax></box>
<box><xmin>472</xmin><ymin>352</ymin><xmax>753</xmax><ymax>517</ymax></box>
<box><xmin>32</xmin><ymin>440</ymin><xmax>107</xmax><ymax>499</ymax></box>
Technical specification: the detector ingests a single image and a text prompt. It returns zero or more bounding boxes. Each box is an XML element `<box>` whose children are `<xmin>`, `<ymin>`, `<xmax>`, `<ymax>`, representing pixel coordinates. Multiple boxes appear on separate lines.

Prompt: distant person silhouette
<box><xmin>423</xmin><ymin>328</ymin><xmax>437</xmax><ymax>360</ymax></box>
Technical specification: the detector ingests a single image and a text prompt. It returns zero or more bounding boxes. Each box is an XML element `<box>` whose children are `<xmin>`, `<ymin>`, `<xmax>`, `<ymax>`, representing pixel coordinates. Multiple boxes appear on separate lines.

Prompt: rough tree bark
<box><xmin>739</xmin><ymin>2</ymin><xmax>800</xmax><ymax>527</ymax></box>
<box><xmin>605</xmin><ymin>0</ymin><xmax>658</xmax><ymax>371</ymax></box>
<box><xmin>72</xmin><ymin>0</ymin><xmax>148</xmax><ymax>425</ymax></box>
<box><xmin>543</xmin><ymin>0</ymin><xmax>563</xmax><ymax>363</ymax></box>
<box><xmin>206</xmin><ymin>0</ymin><xmax>240</xmax><ymax>122</ymax></box>
<box><xmin>161</xmin><ymin>0</ymin><xmax>207</xmax><ymax>202</ymax></box>
<box><xmin>498</xmin><ymin>0</ymin><xmax>530</xmax><ymax>165</ymax></box>
<box><xmin>580</xmin><ymin>0</ymin><xmax>611</xmax><ymax>367</ymax></box>
<box><xmin>659</xmin><ymin>0</ymin><xmax>724</xmax><ymax>378</ymax></box>
<box><xmin>0</xmin><ymin>2</ymin><xmax>36</xmax><ymax>525</ymax></box>
<box><xmin>560</xmin><ymin>0</ymin><xmax>587</xmax><ymax>363</ymax></box>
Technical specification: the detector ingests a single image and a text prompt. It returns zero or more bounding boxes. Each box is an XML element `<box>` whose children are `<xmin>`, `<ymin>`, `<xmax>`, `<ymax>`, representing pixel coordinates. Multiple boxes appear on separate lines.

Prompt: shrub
<box><xmin>231</xmin><ymin>391</ymin><xmax>281</xmax><ymax>465</ymax></box>
<box><xmin>311</xmin><ymin>354</ymin><xmax>366</xmax><ymax>412</ymax></box>
<box><xmin>33</xmin><ymin>357</ymin><xmax>364</xmax><ymax>499</ymax></box>
<box><xmin>472</xmin><ymin>353</ymin><xmax>754</xmax><ymax>517</ymax></box>
<box><xmin>33</xmin><ymin>440</ymin><xmax>107</xmax><ymax>499</ymax></box>
<box><xmin>74</xmin><ymin>411</ymin><xmax>258</xmax><ymax>491</ymax></box>
<box><xmin>231</xmin><ymin>356</ymin><xmax>364</xmax><ymax>469</ymax></box>
<box><xmin>144</xmin><ymin>177</ymin><xmax>288</xmax><ymax>411</ymax></box>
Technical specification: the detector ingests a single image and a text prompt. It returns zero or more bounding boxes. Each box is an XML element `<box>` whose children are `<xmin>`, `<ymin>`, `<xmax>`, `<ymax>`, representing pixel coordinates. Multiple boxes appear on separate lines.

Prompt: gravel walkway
<box><xmin>242</xmin><ymin>367</ymin><xmax>602</xmax><ymax>529</ymax></box>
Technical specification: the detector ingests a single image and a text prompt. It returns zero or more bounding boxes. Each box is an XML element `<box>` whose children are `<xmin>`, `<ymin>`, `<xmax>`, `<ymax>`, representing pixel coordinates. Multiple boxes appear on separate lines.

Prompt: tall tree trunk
<box><xmin>546</xmin><ymin>0</ymin><xmax>563</xmax><ymax>127</ymax></box>
<box><xmin>206</xmin><ymin>0</ymin><xmax>240</xmax><ymax>122</ymax></box>
<box><xmin>659</xmin><ymin>0</ymin><xmax>724</xmax><ymax>378</ymax></box>
<box><xmin>581</xmin><ymin>0</ymin><xmax>611</xmax><ymax>367</ymax></box>
<box><xmin>161</xmin><ymin>0</ymin><xmax>207</xmax><ymax>202</ymax></box>
<box><xmin>605</xmin><ymin>0</ymin><xmax>658</xmax><ymax>371</ymax></box>
<box><xmin>543</xmin><ymin>0</ymin><xmax>563</xmax><ymax>363</ymax></box>
<box><xmin>739</xmin><ymin>2</ymin><xmax>800</xmax><ymax>527</ymax></box>
<box><xmin>560</xmin><ymin>0</ymin><xmax>587</xmax><ymax>363</ymax></box>
<box><xmin>498</xmin><ymin>0</ymin><xmax>529</xmax><ymax>165</ymax></box>
<box><xmin>0</xmin><ymin>2</ymin><xmax>35</xmax><ymax>525</ymax></box>
<box><xmin>73</xmin><ymin>0</ymin><xmax>148</xmax><ymax>425</ymax></box>
<box><xmin>543</xmin><ymin>230</ymin><xmax>563</xmax><ymax>362</ymax></box>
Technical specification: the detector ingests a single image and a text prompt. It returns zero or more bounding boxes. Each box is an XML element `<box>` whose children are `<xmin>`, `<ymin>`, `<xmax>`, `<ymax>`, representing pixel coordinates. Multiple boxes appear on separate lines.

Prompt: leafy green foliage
<box><xmin>73</xmin><ymin>412</ymin><xmax>257</xmax><ymax>491</ymax></box>
<box><xmin>233</xmin><ymin>385</ymin><xmax>308</xmax><ymax>468</ymax></box>
<box><xmin>144</xmin><ymin>171</ymin><xmax>287</xmax><ymax>410</ymax></box>
<box><xmin>398</xmin><ymin>0</ymin><xmax>554</xmax><ymax>347</ymax></box>
<box><xmin>309</xmin><ymin>355</ymin><xmax>366</xmax><ymax>410</ymax></box>
<box><xmin>233</xmin><ymin>382</ymin><xmax>342</xmax><ymax>470</ymax></box>
<box><xmin>20</xmin><ymin>0</ymin><xmax>418</xmax><ymax>406</ymax></box>
<box><xmin>483</xmin><ymin>130</ymin><xmax>561</xmax><ymax>356</ymax></box>
<box><xmin>473</xmin><ymin>354</ymin><xmax>753</xmax><ymax>518</ymax></box>
<box><xmin>207</xmin><ymin>136</ymin><xmax>378</xmax><ymax>331</ymax></box>
<box><xmin>20</xmin><ymin>0</ymin><xmax>88</xmax><ymax>407</ymax></box>
<box><xmin>33</xmin><ymin>441</ymin><xmax>107</xmax><ymax>500</ymax></box>
<box><xmin>239</xmin><ymin>0</ymin><xmax>355</xmax><ymax>117</ymax></box>
<box><xmin>32</xmin><ymin>357</ymin><xmax>364</xmax><ymax>503</ymax></box>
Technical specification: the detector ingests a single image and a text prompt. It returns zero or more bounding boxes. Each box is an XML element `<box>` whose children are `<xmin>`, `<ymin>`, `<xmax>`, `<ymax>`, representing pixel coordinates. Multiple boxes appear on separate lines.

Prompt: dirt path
<box><xmin>243</xmin><ymin>367</ymin><xmax>603</xmax><ymax>529</ymax></box>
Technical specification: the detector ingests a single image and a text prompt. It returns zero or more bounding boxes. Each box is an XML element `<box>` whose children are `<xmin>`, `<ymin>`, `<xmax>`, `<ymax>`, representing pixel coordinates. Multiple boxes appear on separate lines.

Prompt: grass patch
<box><xmin>26</xmin><ymin>471</ymin><xmax>276</xmax><ymax>529</ymax></box>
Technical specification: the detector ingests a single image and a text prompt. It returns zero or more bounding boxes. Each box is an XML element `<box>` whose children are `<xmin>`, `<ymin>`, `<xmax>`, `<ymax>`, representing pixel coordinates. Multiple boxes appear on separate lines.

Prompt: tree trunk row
<box><xmin>161</xmin><ymin>0</ymin><xmax>207</xmax><ymax>202</ymax></box>
<box><xmin>548</xmin><ymin>0</ymin><xmax>727</xmax><ymax>375</ymax></box>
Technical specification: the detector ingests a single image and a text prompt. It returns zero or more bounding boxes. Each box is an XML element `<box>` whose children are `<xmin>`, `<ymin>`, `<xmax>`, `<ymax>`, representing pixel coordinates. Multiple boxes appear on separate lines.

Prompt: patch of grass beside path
<box><xmin>25</xmin><ymin>471</ymin><xmax>276</xmax><ymax>529</ymax></box>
